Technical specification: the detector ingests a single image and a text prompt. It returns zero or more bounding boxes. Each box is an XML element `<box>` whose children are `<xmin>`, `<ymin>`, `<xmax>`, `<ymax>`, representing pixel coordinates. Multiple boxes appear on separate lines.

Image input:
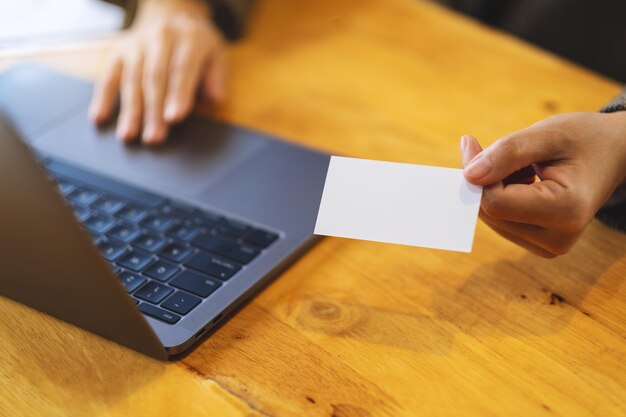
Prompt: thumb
<box><xmin>460</xmin><ymin>134</ymin><xmax>483</xmax><ymax>167</ymax></box>
<box><xmin>203</xmin><ymin>47</ymin><xmax>226</xmax><ymax>106</ymax></box>
<box><xmin>463</xmin><ymin>127</ymin><xmax>565</xmax><ymax>185</ymax></box>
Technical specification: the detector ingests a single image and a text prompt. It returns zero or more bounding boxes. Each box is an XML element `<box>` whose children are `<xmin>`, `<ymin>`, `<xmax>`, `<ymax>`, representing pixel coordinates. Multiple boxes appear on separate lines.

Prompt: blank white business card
<box><xmin>314</xmin><ymin>156</ymin><xmax>483</xmax><ymax>252</ymax></box>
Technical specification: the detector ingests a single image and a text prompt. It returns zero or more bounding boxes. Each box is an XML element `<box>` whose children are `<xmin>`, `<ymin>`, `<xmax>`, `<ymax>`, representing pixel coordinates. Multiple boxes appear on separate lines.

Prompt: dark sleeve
<box><xmin>208</xmin><ymin>0</ymin><xmax>255</xmax><ymax>41</ymax></box>
<box><xmin>595</xmin><ymin>89</ymin><xmax>626</xmax><ymax>232</ymax></box>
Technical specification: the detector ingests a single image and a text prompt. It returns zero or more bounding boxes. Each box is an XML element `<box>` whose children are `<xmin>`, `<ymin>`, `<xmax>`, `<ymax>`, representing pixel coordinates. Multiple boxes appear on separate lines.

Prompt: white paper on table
<box><xmin>314</xmin><ymin>156</ymin><xmax>483</xmax><ymax>253</ymax></box>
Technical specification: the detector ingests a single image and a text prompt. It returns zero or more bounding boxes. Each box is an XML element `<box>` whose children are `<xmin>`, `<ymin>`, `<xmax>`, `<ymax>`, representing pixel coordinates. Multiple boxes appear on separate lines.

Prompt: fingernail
<box><xmin>143</xmin><ymin>124</ymin><xmax>157</xmax><ymax>142</ymax></box>
<box><xmin>460</xmin><ymin>135</ymin><xmax>469</xmax><ymax>154</ymax></box>
<box><xmin>116</xmin><ymin>121</ymin><xmax>129</xmax><ymax>140</ymax></box>
<box><xmin>164</xmin><ymin>103</ymin><xmax>178</xmax><ymax>121</ymax></box>
<box><xmin>464</xmin><ymin>152</ymin><xmax>491</xmax><ymax>180</ymax></box>
<box><xmin>143</xmin><ymin>124</ymin><xmax>166</xmax><ymax>144</ymax></box>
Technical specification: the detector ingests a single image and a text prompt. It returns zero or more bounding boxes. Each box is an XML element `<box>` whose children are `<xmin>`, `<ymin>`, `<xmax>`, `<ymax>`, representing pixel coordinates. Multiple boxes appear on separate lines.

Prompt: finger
<box><xmin>202</xmin><ymin>42</ymin><xmax>226</xmax><ymax>106</ymax></box>
<box><xmin>460</xmin><ymin>135</ymin><xmax>483</xmax><ymax>167</ymax></box>
<box><xmin>482</xmin><ymin>217</ymin><xmax>556</xmax><ymax>258</ymax></box>
<box><xmin>483</xmin><ymin>178</ymin><xmax>591</xmax><ymax>232</ymax></box>
<box><xmin>142</xmin><ymin>28</ymin><xmax>174</xmax><ymax>144</ymax></box>
<box><xmin>480</xmin><ymin>179</ymin><xmax>569</xmax><ymax>227</ymax></box>
<box><xmin>117</xmin><ymin>51</ymin><xmax>144</xmax><ymax>141</ymax></box>
<box><xmin>89</xmin><ymin>56</ymin><xmax>122</xmax><ymax>124</ymax></box>
<box><xmin>164</xmin><ymin>39</ymin><xmax>206</xmax><ymax>123</ymax></box>
<box><xmin>479</xmin><ymin>210</ymin><xmax>581</xmax><ymax>256</ymax></box>
<box><xmin>464</xmin><ymin>126</ymin><xmax>568</xmax><ymax>185</ymax></box>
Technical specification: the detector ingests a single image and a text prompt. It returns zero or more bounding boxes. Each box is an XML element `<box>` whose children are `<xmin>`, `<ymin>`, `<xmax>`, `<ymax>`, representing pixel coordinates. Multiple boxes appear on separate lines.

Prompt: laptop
<box><xmin>0</xmin><ymin>64</ymin><xmax>329</xmax><ymax>359</ymax></box>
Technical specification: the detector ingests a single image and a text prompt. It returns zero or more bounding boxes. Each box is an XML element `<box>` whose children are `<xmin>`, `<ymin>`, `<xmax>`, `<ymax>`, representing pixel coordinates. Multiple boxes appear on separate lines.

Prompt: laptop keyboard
<box><xmin>44</xmin><ymin>158</ymin><xmax>279</xmax><ymax>325</ymax></box>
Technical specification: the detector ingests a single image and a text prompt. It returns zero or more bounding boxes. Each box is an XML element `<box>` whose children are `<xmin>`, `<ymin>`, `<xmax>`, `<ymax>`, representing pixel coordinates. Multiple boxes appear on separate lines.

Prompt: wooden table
<box><xmin>1</xmin><ymin>0</ymin><xmax>625</xmax><ymax>416</ymax></box>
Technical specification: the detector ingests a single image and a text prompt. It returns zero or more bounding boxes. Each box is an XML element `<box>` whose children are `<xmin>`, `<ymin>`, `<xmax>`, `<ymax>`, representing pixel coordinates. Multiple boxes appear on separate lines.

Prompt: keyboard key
<box><xmin>73</xmin><ymin>206</ymin><xmax>90</xmax><ymax>221</ymax></box>
<box><xmin>92</xmin><ymin>196</ymin><xmax>125</xmax><ymax>215</ymax></box>
<box><xmin>157</xmin><ymin>203</ymin><xmax>193</xmax><ymax>218</ymax></box>
<box><xmin>213</xmin><ymin>219</ymin><xmax>249</xmax><ymax>239</ymax></box>
<box><xmin>168</xmin><ymin>224</ymin><xmax>199</xmax><ymax>242</ymax></box>
<box><xmin>118</xmin><ymin>271</ymin><xmax>146</xmax><ymax>292</ymax></box>
<box><xmin>107</xmin><ymin>223</ymin><xmax>141</xmax><ymax>243</ymax></box>
<box><xmin>185</xmin><ymin>211</ymin><xmax>222</xmax><ymax>229</ymax></box>
<box><xmin>90</xmin><ymin>232</ymin><xmax>103</xmax><ymax>243</ymax></box>
<box><xmin>47</xmin><ymin>160</ymin><xmax>166</xmax><ymax>208</ymax></box>
<box><xmin>144</xmin><ymin>261</ymin><xmax>180</xmax><ymax>282</ymax></box>
<box><xmin>134</xmin><ymin>233</ymin><xmax>167</xmax><ymax>253</ymax></box>
<box><xmin>84</xmin><ymin>214</ymin><xmax>116</xmax><ymax>234</ymax></box>
<box><xmin>69</xmin><ymin>188</ymin><xmax>99</xmax><ymax>207</ymax></box>
<box><xmin>159</xmin><ymin>243</ymin><xmax>192</xmax><ymax>263</ymax></box>
<box><xmin>117</xmin><ymin>205</ymin><xmax>149</xmax><ymax>223</ymax></box>
<box><xmin>97</xmin><ymin>239</ymin><xmax>127</xmax><ymax>261</ymax></box>
<box><xmin>139</xmin><ymin>303</ymin><xmax>180</xmax><ymax>324</ymax></box>
<box><xmin>57</xmin><ymin>181</ymin><xmax>76</xmax><ymax>196</ymax></box>
<box><xmin>162</xmin><ymin>291</ymin><xmax>202</xmax><ymax>315</ymax></box>
<box><xmin>118</xmin><ymin>251</ymin><xmax>153</xmax><ymax>272</ymax></box>
<box><xmin>141</xmin><ymin>214</ymin><xmax>176</xmax><ymax>233</ymax></box>
<box><xmin>170</xmin><ymin>270</ymin><xmax>221</xmax><ymax>297</ymax></box>
<box><xmin>135</xmin><ymin>281</ymin><xmax>173</xmax><ymax>304</ymax></box>
<box><xmin>191</xmin><ymin>234</ymin><xmax>259</xmax><ymax>264</ymax></box>
<box><xmin>243</xmin><ymin>228</ymin><xmax>279</xmax><ymax>248</ymax></box>
<box><xmin>184</xmin><ymin>252</ymin><xmax>240</xmax><ymax>280</ymax></box>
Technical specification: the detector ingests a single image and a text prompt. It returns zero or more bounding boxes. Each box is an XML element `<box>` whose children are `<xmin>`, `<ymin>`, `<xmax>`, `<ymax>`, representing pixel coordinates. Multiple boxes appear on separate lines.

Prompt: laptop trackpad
<box><xmin>32</xmin><ymin>110</ymin><xmax>267</xmax><ymax>197</ymax></box>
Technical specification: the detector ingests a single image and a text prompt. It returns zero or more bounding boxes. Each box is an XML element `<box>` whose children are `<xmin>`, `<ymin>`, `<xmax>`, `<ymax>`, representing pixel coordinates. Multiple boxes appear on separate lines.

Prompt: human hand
<box><xmin>460</xmin><ymin>112</ymin><xmax>626</xmax><ymax>257</ymax></box>
<box><xmin>89</xmin><ymin>0</ymin><xmax>226</xmax><ymax>145</ymax></box>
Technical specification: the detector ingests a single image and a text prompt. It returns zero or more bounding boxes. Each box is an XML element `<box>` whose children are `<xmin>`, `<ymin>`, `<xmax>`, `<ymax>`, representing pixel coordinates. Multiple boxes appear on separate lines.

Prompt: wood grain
<box><xmin>1</xmin><ymin>0</ymin><xmax>625</xmax><ymax>416</ymax></box>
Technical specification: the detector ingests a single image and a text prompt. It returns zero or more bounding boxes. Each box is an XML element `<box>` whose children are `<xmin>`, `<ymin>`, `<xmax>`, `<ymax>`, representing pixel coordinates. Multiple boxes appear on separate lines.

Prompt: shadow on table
<box><xmin>291</xmin><ymin>221</ymin><xmax>625</xmax><ymax>354</ymax></box>
<box><xmin>435</xmin><ymin>222</ymin><xmax>626</xmax><ymax>340</ymax></box>
<box><xmin>173</xmin><ymin>223</ymin><xmax>624</xmax><ymax>417</ymax></box>
<box><xmin>1</xmin><ymin>298</ymin><xmax>165</xmax><ymax>413</ymax></box>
